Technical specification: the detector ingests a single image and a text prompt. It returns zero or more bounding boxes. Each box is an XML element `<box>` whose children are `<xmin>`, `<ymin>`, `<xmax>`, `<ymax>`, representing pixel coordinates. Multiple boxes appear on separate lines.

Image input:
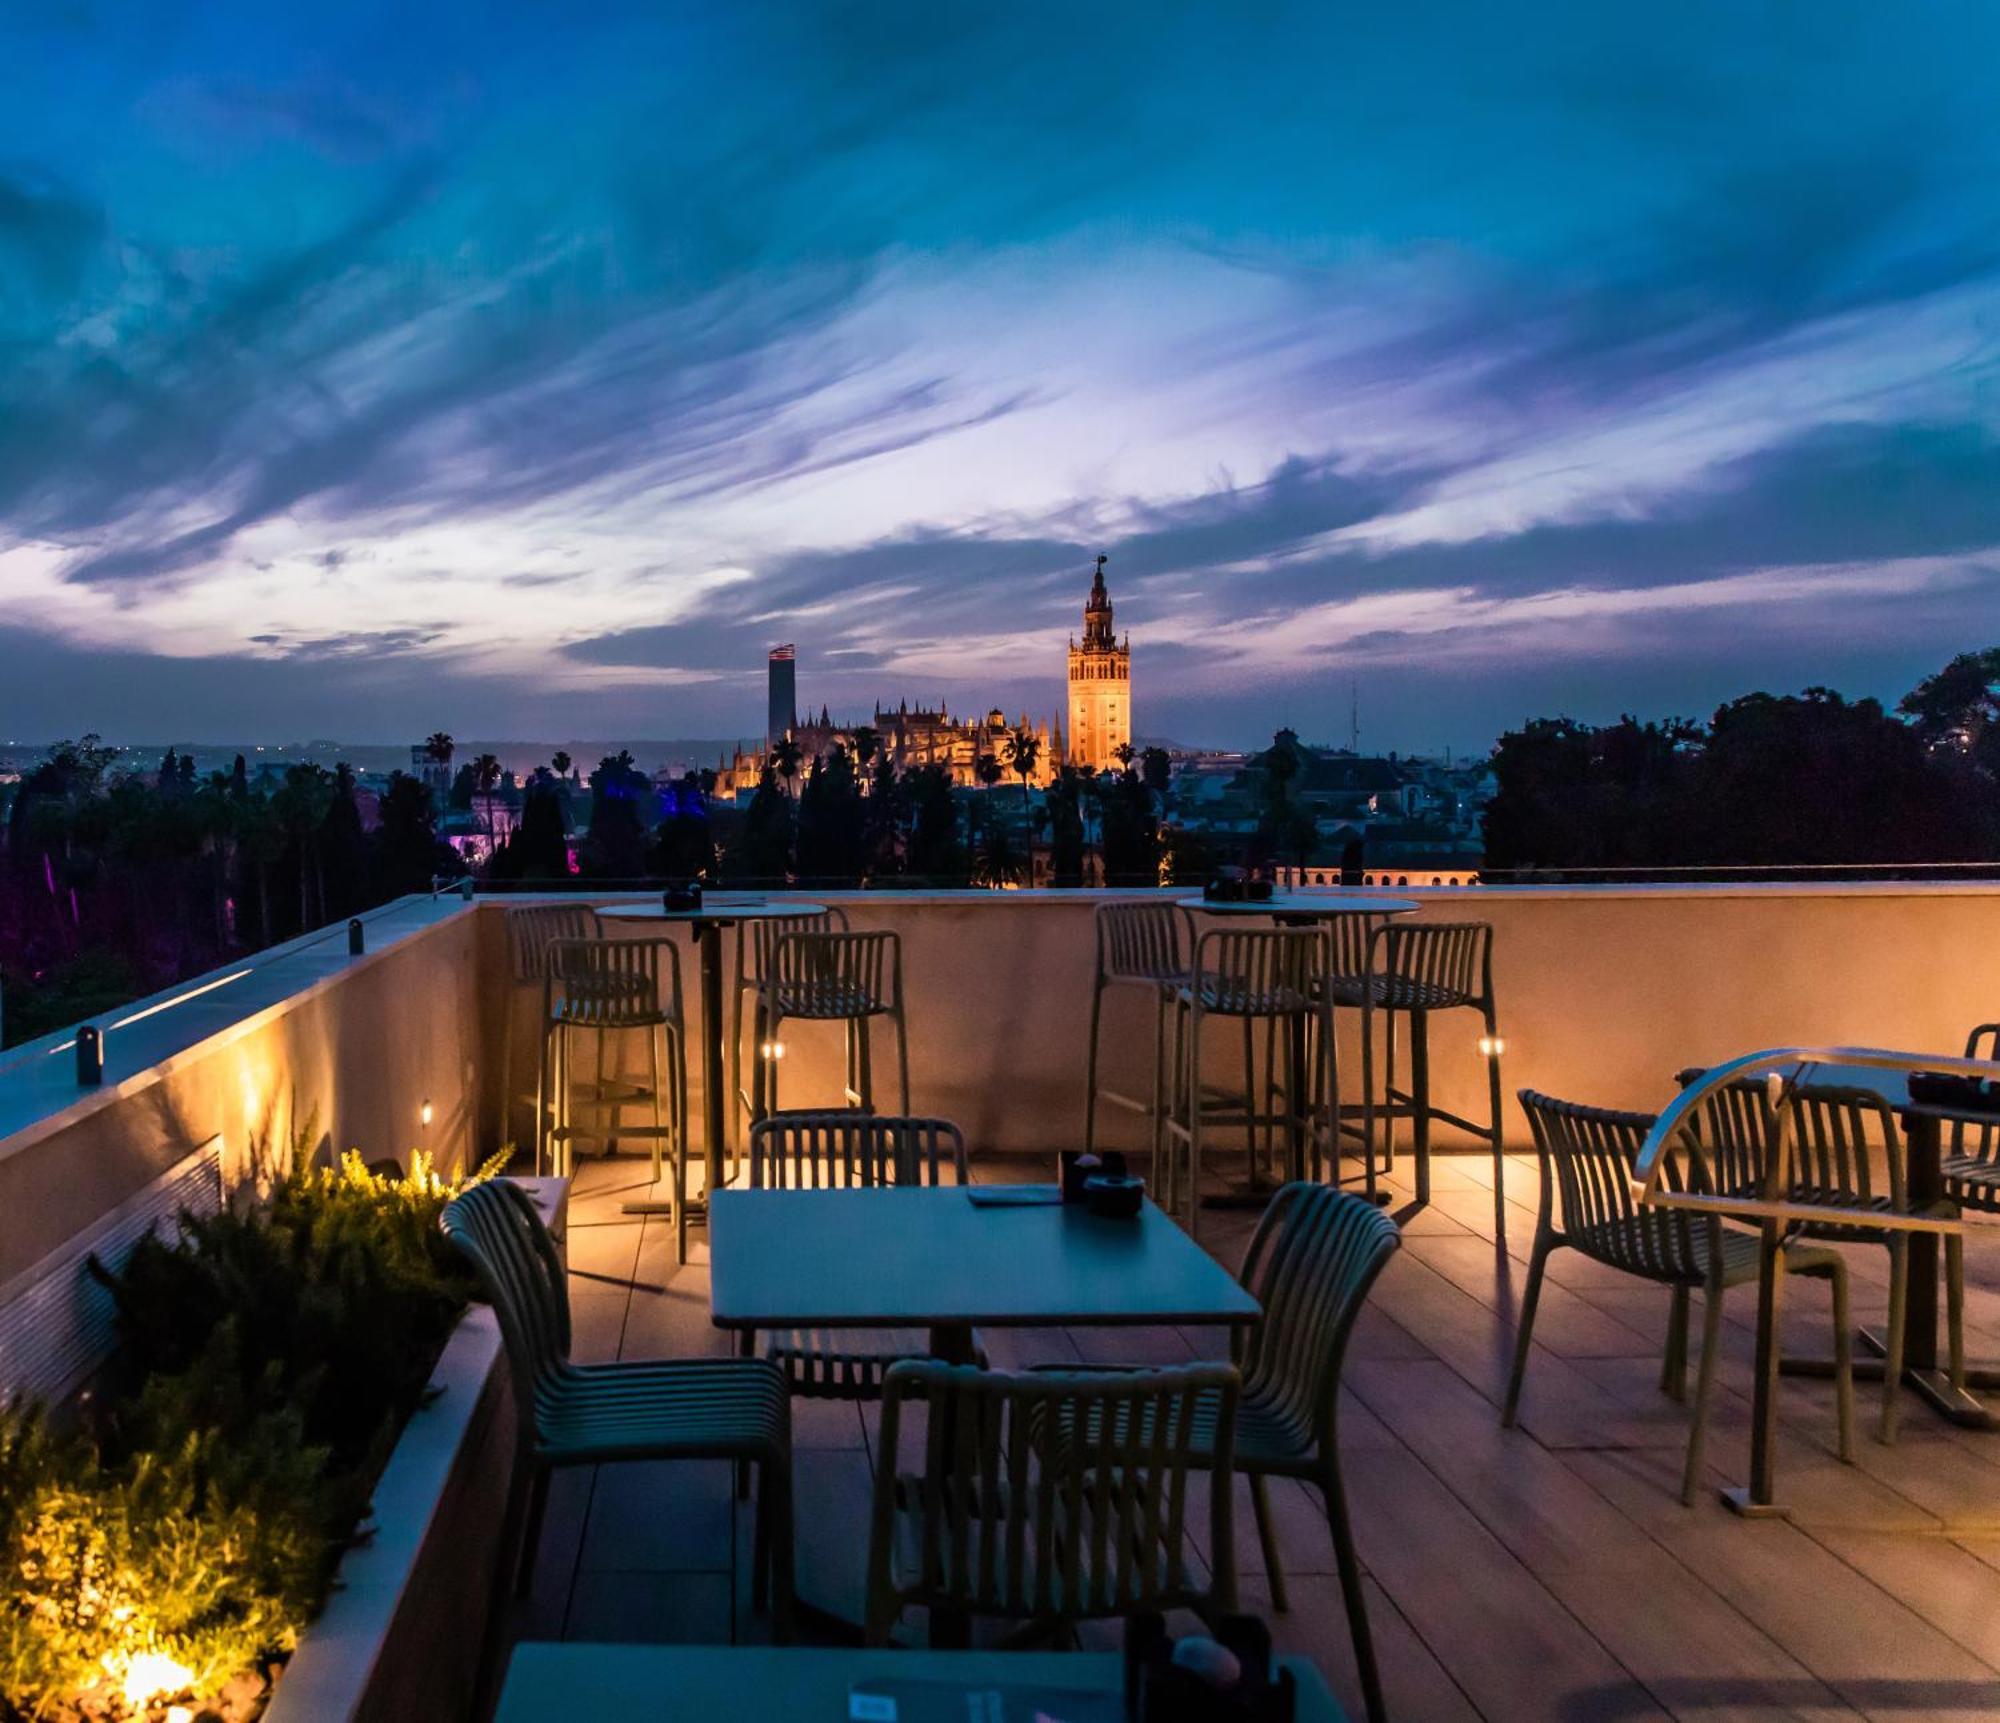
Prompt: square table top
<box><xmin>708</xmin><ymin>1186</ymin><xmax>1261</xmax><ymax>1331</ymax></box>
<box><xmin>495</xmin><ymin>1644</ymin><xmax>1346</xmax><ymax>1722</ymax></box>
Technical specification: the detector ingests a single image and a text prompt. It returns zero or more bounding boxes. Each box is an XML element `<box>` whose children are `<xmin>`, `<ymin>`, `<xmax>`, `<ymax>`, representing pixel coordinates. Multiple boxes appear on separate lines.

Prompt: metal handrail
<box><xmin>1633</xmin><ymin>1046</ymin><xmax>2000</xmax><ymax>1231</ymax></box>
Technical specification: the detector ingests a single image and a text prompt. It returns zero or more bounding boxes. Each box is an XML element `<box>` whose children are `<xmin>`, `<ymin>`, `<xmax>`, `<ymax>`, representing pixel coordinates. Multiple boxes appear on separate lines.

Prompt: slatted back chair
<box><xmin>1086</xmin><ymin>903</ymin><xmax>1196</xmax><ymax>1163</ymax></box>
<box><xmin>1189</xmin><ymin>926</ymin><xmax>1320</xmax><ymax>1016</ymax></box>
<box><xmin>502</xmin><ymin>904</ymin><xmax>601</xmax><ymax>1165</ymax></box>
<box><xmin>1672</xmin><ymin>1067</ymin><xmax>1775</xmax><ymax>1199</ymax></box>
<box><xmin>1788</xmin><ymin>1084</ymin><xmax>1905</xmax><ymax>1217</ymax></box>
<box><xmin>442</xmin><ymin>1179</ymin><xmax>796</xmax><ymax>1628</ymax></box>
<box><xmin>1165</xmin><ymin>929</ymin><xmax>1329</xmax><ymax>1233</ymax></box>
<box><xmin>1945</xmin><ymin>1022</ymin><xmax>2000</xmax><ymax>1213</ymax></box>
<box><xmin>1230</xmin><ymin>1184</ymin><xmax>1401</xmax><ymax>1723</ymax></box>
<box><xmin>1787</xmin><ymin>1082</ymin><xmax>1961</xmax><ymax>1443</ymax></box>
<box><xmin>746</xmin><ymin>1113</ymin><xmax>967</xmax><ymax>1189</ymax></box>
<box><xmin>864</xmin><ymin>1361</ymin><xmax>1239</xmax><ymax>1645</ymax></box>
<box><xmin>741</xmin><ymin>1114</ymin><xmax>971</xmax><ymax>1398</ymax></box>
<box><xmin>548</xmin><ymin>935</ymin><xmax>679</xmax><ymax>1029</ymax></box>
<box><xmin>441</xmin><ymin>1178</ymin><xmax>570</xmax><ymax>1449</ymax></box>
<box><xmin>544</xmin><ymin>938</ymin><xmax>688</xmax><ymax>1253</ymax></box>
<box><xmin>729</xmin><ymin>907</ymin><xmax>851</xmax><ymax>1154</ymax></box>
<box><xmin>1352</xmin><ymin>919</ymin><xmax>1507</xmax><ymax>1231</ymax></box>
<box><xmin>755</xmin><ymin>931</ymin><xmax>910</xmax><ymax>1117</ymax></box>
<box><xmin>1508</xmin><ymin>1092</ymin><xmax>1853</xmax><ymax>1499</ymax></box>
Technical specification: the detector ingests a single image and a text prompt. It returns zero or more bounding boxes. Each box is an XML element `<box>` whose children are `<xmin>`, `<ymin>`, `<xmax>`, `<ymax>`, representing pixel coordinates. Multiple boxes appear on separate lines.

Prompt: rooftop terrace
<box><xmin>4</xmin><ymin>883</ymin><xmax>1999</xmax><ymax>1720</ymax></box>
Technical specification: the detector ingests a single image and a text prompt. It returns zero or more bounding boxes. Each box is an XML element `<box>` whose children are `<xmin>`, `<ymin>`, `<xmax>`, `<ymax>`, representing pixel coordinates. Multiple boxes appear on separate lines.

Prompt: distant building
<box><xmin>1067</xmin><ymin>555</ymin><xmax>1131</xmax><ymax>771</ymax></box>
<box><xmin>768</xmin><ymin>645</ymin><xmax>797</xmax><ymax>748</ymax></box>
<box><xmin>409</xmin><ymin>745</ymin><xmax>452</xmax><ymax>797</ymax></box>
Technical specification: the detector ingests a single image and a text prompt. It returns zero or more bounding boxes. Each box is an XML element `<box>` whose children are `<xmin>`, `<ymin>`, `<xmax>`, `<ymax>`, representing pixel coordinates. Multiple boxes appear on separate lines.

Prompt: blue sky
<box><xmin>2</xmin><ymin>2</ymin><xmax>1998</xmax><ymax>750</ymax></box>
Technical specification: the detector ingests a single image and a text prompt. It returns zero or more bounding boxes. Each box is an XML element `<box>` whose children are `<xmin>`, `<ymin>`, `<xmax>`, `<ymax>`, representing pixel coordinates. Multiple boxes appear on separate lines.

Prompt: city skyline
<box><xmin>3</xmin><ymin>5</ymin><xmax>1999</xmax><ymax>751</ymax></box>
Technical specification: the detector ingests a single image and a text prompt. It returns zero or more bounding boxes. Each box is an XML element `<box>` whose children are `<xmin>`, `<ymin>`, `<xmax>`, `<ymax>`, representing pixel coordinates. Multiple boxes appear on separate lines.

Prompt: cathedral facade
<box><xmin>718</xmin><ymin>558</ymin><xmax>1130</xmax><ymax>796</ymax></box>
<box><xmin>1066</xmin><ymin>554</ymin><xmax>1131</xmax><ymax>771</ymax></box>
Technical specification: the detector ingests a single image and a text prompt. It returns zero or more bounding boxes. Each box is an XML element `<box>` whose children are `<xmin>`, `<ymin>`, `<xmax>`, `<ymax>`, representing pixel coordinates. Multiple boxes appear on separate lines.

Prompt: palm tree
<box><xmin>772</xmin><ymin>734</ymin><xmax>804</xmax><ymax>798</ymax></box>
<box><xmin>472</xmin><ymin>753</ymin><xmax>503</xmax><ymax>843</ymax></box>
<box><xmin>851</xmin><ymin>725</ymin><xmax>880</xmax><ymax>785</ymax></box>
<box><xmin>1114</xmin><ymin>741</ymin><xmax>1136</xmax><ymax>772</ymax></box>
<box><xmin>551</xmin><ymin>749</ymin><xmax>572</xmax><ymax>782</ymax></box>
<box><xmin>1004</xmin><ymin>727</ymin><xmax>1041</xmax><ymax>829</ymax></box>
<box><xmin>424</xmin><ymin>732</ymin><xmax>455</xmax><ymax>768</ymax></box>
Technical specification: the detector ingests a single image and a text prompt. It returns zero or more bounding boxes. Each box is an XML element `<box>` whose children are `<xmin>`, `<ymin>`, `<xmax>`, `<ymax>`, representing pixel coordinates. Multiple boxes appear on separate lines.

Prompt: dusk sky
<box><xmin>3</xmin><ymin>3</ymin><xmax>1998</xmax><ymax>752</ymax></box>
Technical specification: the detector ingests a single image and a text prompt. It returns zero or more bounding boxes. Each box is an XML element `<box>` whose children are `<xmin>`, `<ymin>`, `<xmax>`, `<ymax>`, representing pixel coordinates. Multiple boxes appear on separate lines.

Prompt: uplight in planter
<box><xmin>113</xmin><ymin>1648</ymin><xmax>193</xmax><ymax>1709</ymax></box>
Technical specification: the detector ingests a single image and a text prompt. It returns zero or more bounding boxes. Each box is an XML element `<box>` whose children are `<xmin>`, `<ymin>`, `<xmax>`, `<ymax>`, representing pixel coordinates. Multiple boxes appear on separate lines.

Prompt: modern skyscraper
<box><xmin>768</xmin><ymin>644</ymin><xmax>797</xmax><ymax>746</ymax></box>
<box><xmin>1067</xmin><ymin>555</ymin><xmax>1131</xmax><ymax>771</ymax></box>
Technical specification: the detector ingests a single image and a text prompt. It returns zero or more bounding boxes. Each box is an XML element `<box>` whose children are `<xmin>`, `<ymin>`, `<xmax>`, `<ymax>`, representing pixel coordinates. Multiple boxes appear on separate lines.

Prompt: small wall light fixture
<box><xmin>1477</xmin><ymin>1034</ymin><xmax>1506</xmax><ymax>1060</ymax></box>
<box><xmin>760</xmin><ymin>1040</ymin><xmax>786</xmax><ymax>1062</ymax></box>
<box><xmin>420</xmin><ymin>1099</ymin><xmax>435</xmax><ymax>1128</ymax></box>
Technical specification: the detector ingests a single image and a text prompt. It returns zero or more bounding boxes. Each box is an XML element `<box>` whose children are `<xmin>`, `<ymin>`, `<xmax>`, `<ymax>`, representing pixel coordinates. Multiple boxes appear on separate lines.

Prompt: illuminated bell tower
<box><xmin>1067</xmin><ymin>554</ymin><xmax>1131</xmax><ymax>771</ymax></box>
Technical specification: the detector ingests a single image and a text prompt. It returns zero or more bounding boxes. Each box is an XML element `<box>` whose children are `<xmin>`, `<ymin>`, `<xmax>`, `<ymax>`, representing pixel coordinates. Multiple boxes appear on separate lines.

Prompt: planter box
<box><xmin>265</xmin><ymin>1177</ymin><xmax>564</xmax><ymax>1723</ymax></box>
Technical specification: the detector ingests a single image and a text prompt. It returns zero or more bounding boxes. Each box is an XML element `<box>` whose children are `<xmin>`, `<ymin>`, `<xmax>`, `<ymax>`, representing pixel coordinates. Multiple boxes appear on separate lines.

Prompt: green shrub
<box><xmin>0</xmin><ymin>1148</ymin><xmax>502</xmax><ymax>1722</ymax></box>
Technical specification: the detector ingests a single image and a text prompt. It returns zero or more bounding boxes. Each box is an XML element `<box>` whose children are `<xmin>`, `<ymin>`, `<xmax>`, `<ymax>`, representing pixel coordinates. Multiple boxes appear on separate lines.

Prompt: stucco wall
<box><xmin>0</xmin><ymin>905</ymin><xmax>481</xmax><ymax>1287</ymax></box>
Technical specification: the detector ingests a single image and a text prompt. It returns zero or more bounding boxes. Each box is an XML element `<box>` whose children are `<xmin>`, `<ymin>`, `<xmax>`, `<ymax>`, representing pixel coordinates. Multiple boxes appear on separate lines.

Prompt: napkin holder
<box><xmin>1124</xmin><ymin>1613</ymin><xmax>1294</xmax><ymax>1723</ymax></box>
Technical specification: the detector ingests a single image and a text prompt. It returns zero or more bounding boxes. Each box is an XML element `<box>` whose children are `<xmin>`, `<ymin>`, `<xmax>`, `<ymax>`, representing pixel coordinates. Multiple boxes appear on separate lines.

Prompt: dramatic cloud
<box><xmin>1</xmin><ymin>2</ymin><xmax>1998</xmax><ymax>748</ymax></box>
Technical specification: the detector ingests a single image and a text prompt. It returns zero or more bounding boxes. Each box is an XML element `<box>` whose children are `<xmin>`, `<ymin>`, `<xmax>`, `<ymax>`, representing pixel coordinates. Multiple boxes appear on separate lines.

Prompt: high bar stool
<box><xmin>1083</xmin><ymin>902</ymin><xmax>1195</xmax><ymax>1175</ymax></box>
<box><xmin>751</xmin><ymin>930</ymin><xmax>909</xmax><ymax>1120</ymax></box>
<box><xmin>1162</xmin><ymin>926</ymin><xmax>1331</xmax><ymax>1240</ymax></box>
<box><xmin>503</xmin><ymin>903</ymin><xmax>600</xmax><ymax>1169</ymax></box>
<box><xmin>1345</xmin><ymin>921</ymin><xmax>1507</xmax><ymax>1238</ymax></box>
<box><xmin>544</xmin><ymin>936</ymin><xmax>693</xmax><ymax>1261</ymax></box>
<box><xmin>728</xmin><ymin>906</ymin><xmax>850</xmax><ymax>1157</ymax></box>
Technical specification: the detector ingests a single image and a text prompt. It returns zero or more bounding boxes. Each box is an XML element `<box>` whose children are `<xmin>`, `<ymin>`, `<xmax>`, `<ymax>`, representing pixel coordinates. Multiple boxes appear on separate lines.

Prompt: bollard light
<box><xmin>76</xmin><ymin>1024</ymin><xmax>103</xmax><ymax>1086</ymax></box>
<box><xmin>348</xmin><ymin>917</ymin><xmax>365</xmax><ymax>956</ymax></box>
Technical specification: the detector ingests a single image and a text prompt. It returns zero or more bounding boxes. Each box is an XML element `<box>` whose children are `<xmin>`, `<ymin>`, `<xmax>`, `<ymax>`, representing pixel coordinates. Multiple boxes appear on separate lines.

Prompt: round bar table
<box><xmin>597</xmin><ymin>900</ymin><xmax>826</xmax><ymax>1220</ymax></box>
<box><xmin>1177</xmin><ymin>892</ymin><xmax>1421</xmax><ymax>1207</ymax></box>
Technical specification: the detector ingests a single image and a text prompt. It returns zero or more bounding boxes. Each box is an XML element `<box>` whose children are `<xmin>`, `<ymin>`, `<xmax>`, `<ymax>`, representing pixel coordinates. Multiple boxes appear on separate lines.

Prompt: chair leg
<box><xmin>728</xmin><ymin>941</ymin><xmax>746</xmax><ymax>1159</ymax></box>
<box><xmin>1828</xmin><ymin>1260</ymin><xmax>1855</xmax><ymax>1463</ymax></box>
<box><xmin>1409</xmin><ymin>1009</ymin><xmax>1432</xmax><ymax>1208</ymax></box>
<box><xmin>1150</xmin><ymin>986</ymin><xmax>1168</xmax><ymax>1185</ymax></box>
<box><xmin>763</xmin><ymin>1450</ymin><xmax>796</xmax><ymax>1643</ymax></box>
<box><xmin>515</xmin><ymin>1463</ymin><xmax>551</xmax><ymax>1598</ymax></box>
<box><xmin>895</xmin><ymin>1001</ymin><xmax>911</xmax><ymax>1117</ymax></box>
<box><xmin>1085</xmin><ymin>979</ymin><xmax>1105</xmax><ymax>1157</ymax></box>
<box><xmin>1188</xmin><ymin>1007</ymin><xmax>1208</xmax><ymax>1242</ymax></box>
<box><xmin>1359</xmin><ymin>998</ymin><xmax>1378</xmax><ymax>1204</ymax></box>
<box><xmin>1947</xmin><ymin>1232</ymin><xmax>1967</xmax><ymax>1391</ymax></box>
<box><xmin>1680</xmin><ymin>1283</ymin><xmax>1726</xmax><ymax>1506</ymax></box>
<box><xmin>1879</xmin><ymin>1237</ymin><xmax>1909</xmax><ymax>1445</ymax></box>
<box><xmin>1502</xmin><ymin>1236</ymin><xmax>1552</xmax><ymax>1427</ymax></box>
<box><xmin>855</xmin><ymin>1012</ymin><xmax>875</xmax><ymax>1111</ymax></box>
<box><xmin>647</xmin><ymin>1022</ymin><xmax>664</xmax><ymax>1186</ymax></box>
<box><xmin>672</xmin><ymin>1027</ymin><xmax>690</xmax><ymax>1264</ymax></box>
<box><xmin>535</xmin><ymin>1017</ymin><xmax>551</xmax><ymax>1177</ymax></box>
<box><xmin>1249</xmin><ymin>1471</ymin><xmax>1288</xmax><ymax>1613</ymax></box>
<box><xmin>1320</xmin><ymin>1454</ymin><xmax>1386</xmax><ymax>1723</ymax></box>
<box><xmin>500</xmin><ymin>985</ymin><xmax>515</xmax><ymax>1163</ymax></box>
<box><xmin>1484</xmin><ymin>1010</ymin><xmax>1507</xmax><ymax>1243</ymax></box>
<box><xmin>1662</xmin><ymin>1286</ymin><xmax>1690</xmax><ymax>1402</ymax></box>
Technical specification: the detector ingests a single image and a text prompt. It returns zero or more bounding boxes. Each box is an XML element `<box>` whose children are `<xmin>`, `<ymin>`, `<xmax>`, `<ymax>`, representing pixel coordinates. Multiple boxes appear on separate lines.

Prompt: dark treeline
<box><xmin>485</xmin><ymin>739</ymin><xmax>1184</xmax><ymax>894</ymax></box>
<box><xmin>0</xmin><ymin>740</ymin><xmax>463</xmax><ymax>1046</ymax></box>
<box><xmin>1483</xmin><ymin>649</ymin><xmax>2000</xmax><ymax>873</ymax></box>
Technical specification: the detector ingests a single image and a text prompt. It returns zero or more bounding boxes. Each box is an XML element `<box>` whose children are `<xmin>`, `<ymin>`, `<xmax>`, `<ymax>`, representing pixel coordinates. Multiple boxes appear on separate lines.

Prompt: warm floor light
<box><xmin>1478</xmin><ymin>1035</ymin><xmax>1507</xmax><ymax>1059</ymax></box>
<box><xmin>420</xmin><ymin>1099</ymin><xmax>434</xmax><ymax>1127</ymax></box>
<box><xmin>760</xmin><ymin>1040</ymin><xmax>786</xmax><ymax>1061</ymax></box>
<box><xmin>115</xmin><ymin>1650</ymin><xmax>193</xmax><ymax>1709</ymax></box>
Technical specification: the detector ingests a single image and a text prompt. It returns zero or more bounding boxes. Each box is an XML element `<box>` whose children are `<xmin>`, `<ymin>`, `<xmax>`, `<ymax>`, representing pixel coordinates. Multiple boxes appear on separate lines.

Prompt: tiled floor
<box><xmin>496</xmin><ymin>1146</ymin><xmax>2000</xmax><ymax>1722</ymax></box>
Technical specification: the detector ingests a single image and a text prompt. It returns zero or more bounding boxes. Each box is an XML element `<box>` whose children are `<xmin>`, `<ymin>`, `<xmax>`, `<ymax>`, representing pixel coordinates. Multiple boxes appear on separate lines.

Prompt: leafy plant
<box><xmin>0</xmin><ymin>1147</ymin><xmax>501</xmax><ymax>1721</ymax></box>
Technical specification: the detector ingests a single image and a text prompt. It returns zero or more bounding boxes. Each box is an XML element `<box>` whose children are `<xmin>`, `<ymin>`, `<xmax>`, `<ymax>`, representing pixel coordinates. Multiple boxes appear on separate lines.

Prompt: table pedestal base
<box><xmin>1721</xmin><ymin>1486</ymin><xmax>1790</xmax><ymax>1520</ymax></box>
<box><xmin>1777</xmin><ymin>1332</ymin><xmax>1997</xmax><ymax>1430</ymax></box>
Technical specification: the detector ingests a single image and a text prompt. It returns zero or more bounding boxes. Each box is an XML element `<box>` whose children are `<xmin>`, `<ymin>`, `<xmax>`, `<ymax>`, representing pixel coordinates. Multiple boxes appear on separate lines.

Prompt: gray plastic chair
<box><xmin>1508</xmin><ymin>1092</ymin><xmax>1855</xmax><ymax>1503</ymax></box>
<box><xmin>502</xmin><ymin>903</ymin><xmax>600</xmax><ymax>1169</ymax></box>
<box><xmin>1084</xmin><ymin>902</ymin><xmax>1195</xmax><ymax>1171</ymax></box>
<box><xmin>728</xmin><ymin>907</ymin><xmax>850</xmax><ymax>1156</ymax></box>
<box><xmin>441</xmin><ymin>1179</ymin><xmax>794</xmax><ymax>1637</ymax></box>
<box><xmin>742</xmin><ymin>1114</ymin><xmax>977</xmax><ymax>1398</ymax></box>
<box><xmin>1942</xmin><ymin>1023</ymin><xmax>2000</xmax><ymax>1215</ymax></box>
<box><xmin>752</xmin><ymin>930</ymin><xmax>910</xmax><ymax>1118</ymax></box>
<box><xmin>864</xmin><ymin>1360</ymin><xmax>1239</xmax><ymax>1648</ymax></box>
